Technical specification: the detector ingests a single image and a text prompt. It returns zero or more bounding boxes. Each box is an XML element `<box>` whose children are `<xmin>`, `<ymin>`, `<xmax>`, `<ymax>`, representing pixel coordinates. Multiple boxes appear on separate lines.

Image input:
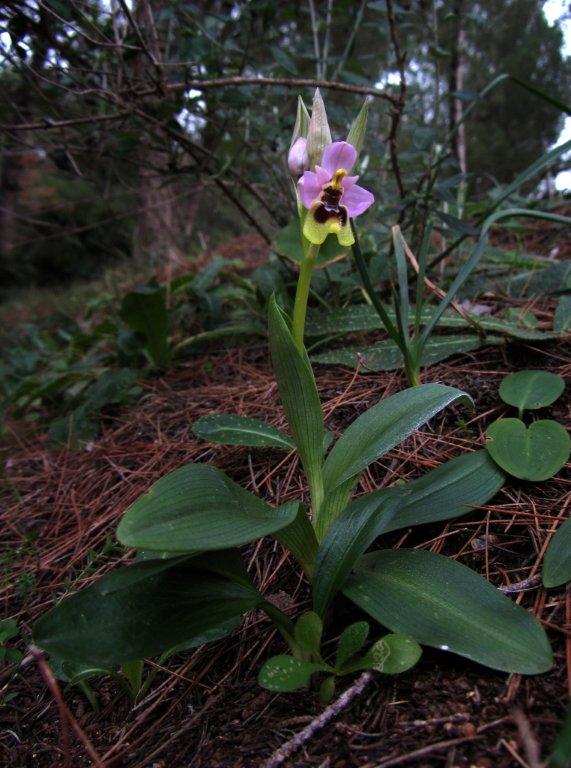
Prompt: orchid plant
<box><xmin>34</xmin><ymin>92</ymin><xmax>553</xmax><ymax>700</ymax></box>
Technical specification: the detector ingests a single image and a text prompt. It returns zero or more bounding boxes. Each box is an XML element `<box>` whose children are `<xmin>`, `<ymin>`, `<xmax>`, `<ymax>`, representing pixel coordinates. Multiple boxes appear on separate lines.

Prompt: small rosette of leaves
<box><xmin>258</xmin><ymin>612</ymin><xmax>421</xmax><ymax>702</ymax></box>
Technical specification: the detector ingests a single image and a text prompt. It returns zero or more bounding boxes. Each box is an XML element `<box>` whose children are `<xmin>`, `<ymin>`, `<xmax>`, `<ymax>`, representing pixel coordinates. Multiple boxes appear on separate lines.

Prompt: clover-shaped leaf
<box><xmin>486</xmin><ymin>418</ymin><xmax>570</xmax><ymax>482</ymax></box>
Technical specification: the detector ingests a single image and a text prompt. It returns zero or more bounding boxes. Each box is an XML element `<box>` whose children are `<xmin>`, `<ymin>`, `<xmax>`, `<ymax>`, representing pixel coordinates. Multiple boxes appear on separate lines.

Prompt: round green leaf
<box><xmin>344</xmin><ymin>549</ymin><xmax>553</xmax><ymax>674</ymax></box>
<box><xmin>499</xmin><ymin>370</ymin><xmax>565</xmax><ymax>411</ymax></box>
<box><xmin>486</xmin><ymin>418</ymin><xmax>570</xmax><ymax>481</ymax></box>
<box><xmin>117</xmin><ymin>464</ymin><xmax>297</xmax><ymax>552</ymax></box>
<box><xmin>543</xmin><ymin>516</ymin><xmax>571</xmax><ymax>588</ymax></box>
<box><xmin>367</xmin><ymin>634</ymin><xmax>422</xmax><ymax>674</ymax></box>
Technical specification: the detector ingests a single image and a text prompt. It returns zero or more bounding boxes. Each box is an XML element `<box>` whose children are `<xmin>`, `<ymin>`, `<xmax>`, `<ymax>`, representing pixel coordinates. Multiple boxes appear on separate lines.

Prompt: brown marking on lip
<box><xmin>312</xmin><ymin>200</ymin><xmax>348</xmax><ymax>226</ymax></box>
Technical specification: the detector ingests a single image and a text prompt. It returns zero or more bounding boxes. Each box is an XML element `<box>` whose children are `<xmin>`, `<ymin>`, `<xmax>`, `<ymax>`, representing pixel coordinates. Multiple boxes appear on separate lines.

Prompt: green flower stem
<box><xmin>292</xmin><ymin>243</ymin><xmax>320</xmax><ymax>351</ymax></box>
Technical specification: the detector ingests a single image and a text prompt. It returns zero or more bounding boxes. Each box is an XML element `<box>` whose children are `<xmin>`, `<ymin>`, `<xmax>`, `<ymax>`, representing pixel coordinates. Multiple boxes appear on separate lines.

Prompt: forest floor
<box><xmin>1</xmin><ymin>226</ymin><xmax>570</xmax><ymax>767</ymax></box>
<box><xmin>2</xmin><ymin>337</ymin><xmax>569</xmax><ymax>767</ymax></box>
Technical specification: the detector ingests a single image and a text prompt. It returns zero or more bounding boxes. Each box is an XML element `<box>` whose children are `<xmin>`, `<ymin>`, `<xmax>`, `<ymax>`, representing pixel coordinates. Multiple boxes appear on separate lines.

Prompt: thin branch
<box><xmin>332</xmin><ymin>0</ymin><xmax>366</xmax><ymax>80</ymax></box>
<box><xmin>386</xmin><ymin>0</ymin><xmax>407</xmax><ymax>200</ymax></box>
<box><xmin>263</xmin><ymin>672</ymin><xmax>373</xmax><ymax>768</ymax></box>
<box><xmin>1</xmin><ymin>78</ymin><xmax>397</xmax><ymax>134</ymax></box>
<box><xmin>322</xmin><ymin>0</ymin><xmax>335</xmax><ymax>79</ymax></box>
<box><xmin>0</xmin><ymin>111</ymin><xmax>130</xmax><ymax>132</ymax></box>
<box><xmin>157</xmin><ymin>76</ymin><xmax>398</xmax><ymax>103</ymax></box>
<box><xmin>26</xmin><ymin>646</ymin><xmax>105</xmax><ymax>768</ymax></box>
<box><xmin>307</xmin><ymin>0</ymin><xmax>322</xmax><ymax>78</ymax></box>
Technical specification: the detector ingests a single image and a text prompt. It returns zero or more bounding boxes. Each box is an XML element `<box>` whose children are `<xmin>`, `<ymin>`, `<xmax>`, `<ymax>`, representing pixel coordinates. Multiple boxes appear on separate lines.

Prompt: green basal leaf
<box><xmin>344</xmin><ymin>549</ymin><xmax>553</xmax><ymax>674</ymax></box>
<box><xmin>311</xmin><ymin>334</ymin><xmax>500</xmax><ymax>372</ymax></box>
<box><xmin>542</xmin><ymin>517</ymin><xmax>571</xmax><ymax>588</ymax></box>
<box><xmin>268</xmin><ymin>295</ymin><xmax>324</xmax><ymax>511</ymax></box>
<box><xmin>294</xmin><ymin>612</ymin><xmax>323</xmax><ymax>657</ymax></box>
<box><xmin>335</xmin><ymin>622</ymin><xmax>369</xmax><ymax>670</ymax></box>
<box><xmin>323</xmin><ymin>384</ymin><xmax>473</xmax><ymax>492</ymax></box>
<box><xmin>313</xmin><ymin>492</ymin><xmax>400</xmax><ymax>617</ymax></box>
<box><xmin>272</xmin><ymin>501</ymin><xmax>318</xmax><ymax>578</ymax></box>
<box><xmin>315</xmin><ymin>451</ymin><xmax>503</xmax><ymax>616</ymax></box>
<box><xmin>192</xmin><ymin>414</ymin><xmax>295</xmax><ymax>450</ymax></box>
<box><xmin>499</xmin><ymin>370</ymin><xmax>565</xmax><ymax>412</ymax></box>
<box><xmin>34</xmin><ymin>563</ymin><xmax>261</xmax><ymax>666</ymax></box>
<box><xmin>117</xmin><ymin>464</ymin><xmax>297</xmax><ymax>552</ymax></box>
<box><xmin>120</xmin><ymin>285</ymin><xmax>170</xmax><ymax>368</ymax></box>
<box><xmin>486</xmin><ymin>418</ymin><xmax>570</xmax><ymax>482</ymax></box>
<box><xmin>258</xmin><ymin>655</ymin><xmax>327</xmax><ymax>692</ymax></box>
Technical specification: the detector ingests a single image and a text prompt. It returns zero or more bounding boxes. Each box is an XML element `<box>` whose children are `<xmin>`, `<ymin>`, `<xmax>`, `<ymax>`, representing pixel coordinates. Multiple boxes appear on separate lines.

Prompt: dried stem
<box><xmin>263</xmin><ymin>672</ymin><xmax>373</xmax><ymax>768</ymax></box>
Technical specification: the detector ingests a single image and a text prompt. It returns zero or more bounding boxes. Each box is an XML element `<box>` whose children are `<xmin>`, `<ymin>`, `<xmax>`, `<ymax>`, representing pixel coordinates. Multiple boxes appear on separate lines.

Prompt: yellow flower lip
<box><xmin>330</xmin><ymin>168</ymin><xmax>347</xmax><ymax>190</ymax></box>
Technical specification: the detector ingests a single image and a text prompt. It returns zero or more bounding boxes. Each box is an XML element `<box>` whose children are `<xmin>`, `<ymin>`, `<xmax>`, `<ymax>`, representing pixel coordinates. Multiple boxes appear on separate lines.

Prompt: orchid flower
<box><xmin>296</xmin><ymin>141</ymin><xmax>374</xmax><ymax>247</ymax></box>
<box><xmin>286</xmin><ymin>93</ymin><xmax>373</xmax><ymax>350</ymax></box>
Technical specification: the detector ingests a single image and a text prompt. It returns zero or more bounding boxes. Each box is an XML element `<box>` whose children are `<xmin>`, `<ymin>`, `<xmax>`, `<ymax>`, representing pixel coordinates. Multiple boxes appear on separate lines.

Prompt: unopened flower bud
<box><xmin>306</xmin><ymin>89</ymin><xmax>332</xmax><ymax>171</ymax></box>
<box><xmin>288</xmin><ymin>136</ymin><xmax>309</xmax><ymax>176</ymax></box>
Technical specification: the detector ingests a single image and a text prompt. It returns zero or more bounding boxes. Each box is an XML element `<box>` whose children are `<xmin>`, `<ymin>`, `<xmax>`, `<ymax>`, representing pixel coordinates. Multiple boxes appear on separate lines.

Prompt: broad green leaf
<box><xmin>323</xmin><ymin>384</ymin><xmax>473</xmax><ymax>491</ymax></box>
<box><xmin>344</xmin><ymin>549</ymin><xmax>553</xmax><ymax>674</ymax></box>
<box><xmin>335</xmin><ymin>622</ymin><xmax>369</xmax><ymax>670</ymax></box>
<box><xmin>294</xmin><ymin>612</ymin><xmax>323</xmax><ymax>657</ymax></box>
<box><xmin>542</xmin><ymin>517</ymin><xmax>571</xmax><ymax>588</ymax></box>
<box><xmin>120</xmin><ymin>285</ymin><xmax>170</xmax><ymax>368</ymax></box>
<box><xmin>554</xmin><ymin>295</ymin><xmax>571</xmax><ymax>332</ymax></box>
<box><xmin>117</xmin><ymin>464</ymin><xmax>297</xmax><ymax>552</ymax></box>
<box><xmin>499</xmin><ymin>370</ymin><xmax>565</xmax><ymax>412</ymax></box>
<box><xmin>314</xmin><ymin>450</ymin><xmax>503</xmax><ymax>616</ymax></box>
<box><xmin>258</xmin><ymin>655</ymin><xmax>326</xmax><ymax>692</ymax></box>
<box><xmin>192</xmin><ymin>414</ymin><xmax>294</xmax><ymax>450</ymax></box>
<box><xmin>305</xmin><ymin>304</ymin><xmax>562</xmax><ymax>342</ymax></box>
<box><xmin>173</xmin><ymin>321</ymin><xmax>266</xmax><ymax>357</ymax></box>
<box><xmin>34</xmin><ymin>564</ymin><xmax>260</xmax><ymax>666</ymax></box>
<box><xmin>311</xmin><ymin>334</ymin><xmax>501</xmax><ymax>372</ymax></box>
<box><xmin>268</xmin><ymin>296</ymin><xmax>324</xmax><ymax>506</ymax></box>
<box><xmin>314</xmin><ymin>492</ymin><xmax>400</xmax><ymax>617</ymax></box>
<box><xmin>360</xmin><ymin>634</ymin><xmax>422</xmax><ymax>674</ymax></box>
<box><xmin>486</xmin><ymin>418</ymin><xmax>570</xmax><ymax>481</ymax></box>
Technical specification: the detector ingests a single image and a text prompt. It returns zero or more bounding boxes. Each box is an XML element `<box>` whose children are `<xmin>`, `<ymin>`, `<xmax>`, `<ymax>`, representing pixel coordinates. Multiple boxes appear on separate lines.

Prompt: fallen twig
<box><xmin>263</xmin><ymin>671</ymin><xmax>373</xmax><ymax>768</ymax></box>
<box><xmin>25</xmin><ymin>645</ymin><xmax>105</xmax><ymax>768</ymax></box>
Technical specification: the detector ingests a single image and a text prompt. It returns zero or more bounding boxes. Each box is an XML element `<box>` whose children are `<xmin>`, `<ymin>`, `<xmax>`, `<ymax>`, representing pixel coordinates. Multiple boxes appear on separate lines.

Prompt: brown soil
<box><xmin>1</xmin><ymin>306</ymin><xmax>570</xmax><ymax>767</ymax></box>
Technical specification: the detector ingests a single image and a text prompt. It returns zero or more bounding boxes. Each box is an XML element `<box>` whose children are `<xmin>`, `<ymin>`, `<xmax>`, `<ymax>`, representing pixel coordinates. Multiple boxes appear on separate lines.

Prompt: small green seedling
<box><xmin>486</xmin><ymin>370</ymin><xmax>569</xmax><ymax>482</ymax></box>
<box><xmin>258</xmin><ymin>614</ymin><xmax>421</xmax><ymax>702</ymax></box>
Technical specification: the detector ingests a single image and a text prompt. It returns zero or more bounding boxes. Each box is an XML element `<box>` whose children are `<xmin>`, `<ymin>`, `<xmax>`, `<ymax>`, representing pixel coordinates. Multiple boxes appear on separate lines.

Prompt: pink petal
<box><xmin>298</xmin><ymin>170</ymin><xmax>322</xmax><ymax>209</ymax></box>
<box><xmin>314</xmin><ymin>165</ymin><xmax>333</xmax><ymax>185</ymax></box>
<box><xmin>342</xmin><ymin>175</ymin><xmax>359</xmax><ymax>191</ymax></box>
<box><xmin>341</xmin><ymin>183</ymin><xmax>374</xmax><ymax>217</ymax></box>
<box><xmin>321</xmin><ymin>141</ymin><xmax>357</xmax><ymax>176</ymax></box>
